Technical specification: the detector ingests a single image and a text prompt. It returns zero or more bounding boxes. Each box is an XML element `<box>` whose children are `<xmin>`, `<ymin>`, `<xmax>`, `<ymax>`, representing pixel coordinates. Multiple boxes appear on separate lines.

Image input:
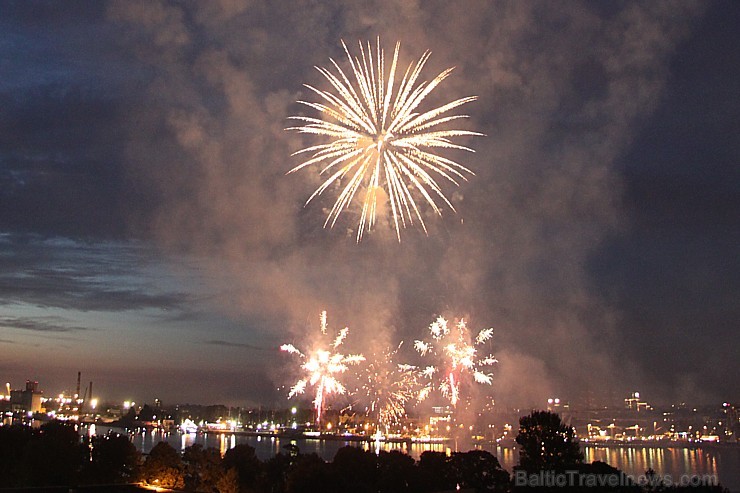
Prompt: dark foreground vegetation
<box><xmin>0</xmin><ymin>411</ymin><xmax>729</xmax><ymax>492</ymax></box>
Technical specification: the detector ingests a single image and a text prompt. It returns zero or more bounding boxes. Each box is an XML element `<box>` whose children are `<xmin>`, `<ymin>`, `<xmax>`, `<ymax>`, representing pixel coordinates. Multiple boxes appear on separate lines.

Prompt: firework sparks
<box><xmin>280</xmin><ymin>311</ymin><xmax>365</xmax><ymax>425</ymax></box>
<box><xmin>414</xmin><ymin>316</ymin><xmax>497</xmax><ymax>407</ymax></box>
<box><xmin>288</xmin><ymin>39</ymin><xmax>482</xmax><ymax>242</ymax></box>
<box><xmin>359</xmin><ymin>343</ymin><xmax>418</xmax><ymax>431</ymax></box>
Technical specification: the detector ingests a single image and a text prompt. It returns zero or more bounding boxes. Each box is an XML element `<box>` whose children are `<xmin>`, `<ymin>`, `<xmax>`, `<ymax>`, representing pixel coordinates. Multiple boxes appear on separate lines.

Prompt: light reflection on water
<box><xmin>102</xmin><ymin>427</ymin><xmax>738</xmax><ymax>491</ymax></box>
<box><xmin>122</xmin><ymin>427</ymin><xmax>463</xmax><ymax>462</ymax></box>
<box><xmin>582</xmin><ymin>445</ymin><xmax>737</xmax><ymax>491</ymax></box>
<box><xmin>583</xmin><ymin>446</ymin><xmax>719</xmax><ymax>478</ymax></box>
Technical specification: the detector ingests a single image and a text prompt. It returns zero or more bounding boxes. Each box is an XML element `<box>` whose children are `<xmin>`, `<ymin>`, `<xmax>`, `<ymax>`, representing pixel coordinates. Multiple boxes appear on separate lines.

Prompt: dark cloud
<box><xmin>0</xmin><ymin>235</ymin><xmax>188</xmax><ymax>312</ymax></box>
<box><xmin>202</xmin><ymin>339</ymin><xmax>268</xmax><ymax>351</ymax></box>
<box><xmin>0</xmin><ymin>2</ymin><xmax>146</xmax><ymax>239</ymax></box>
<box><xmin>0</xmin><ymin>316</ymin><xmax>93</xmax><ymax>333</ymax></box>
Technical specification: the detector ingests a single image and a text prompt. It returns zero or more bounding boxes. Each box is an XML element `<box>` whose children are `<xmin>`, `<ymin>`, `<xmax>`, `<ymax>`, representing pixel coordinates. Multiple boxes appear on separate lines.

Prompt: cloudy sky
<box><xmin>0</xmin><ymin>1</ymin><xmax>737</xmax><ymax>408</ymax></box>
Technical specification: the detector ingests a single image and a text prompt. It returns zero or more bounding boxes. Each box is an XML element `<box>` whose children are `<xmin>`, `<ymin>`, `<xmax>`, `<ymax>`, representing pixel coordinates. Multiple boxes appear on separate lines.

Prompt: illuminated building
<box><xmin>624</xmin><ymin>391</ymin><xmax>651</xmax><ymax>412</ymax></box>
<box><xmin>10</xmin><ymin>381</ymin><xmax>43</xmax><ymax>414</ymax></box>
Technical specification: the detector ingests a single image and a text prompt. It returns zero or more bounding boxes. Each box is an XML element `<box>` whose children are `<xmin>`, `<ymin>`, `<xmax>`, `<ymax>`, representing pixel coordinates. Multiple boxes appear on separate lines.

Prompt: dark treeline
<box><xmin>0</xmin><ymin>420</ymin><xmax>139</xmax><ymax>489</ymax></box>
<box><xmin>0</xmin><ymin>412</ymin><xmax>729</xmax><ymax>492</ymax></box>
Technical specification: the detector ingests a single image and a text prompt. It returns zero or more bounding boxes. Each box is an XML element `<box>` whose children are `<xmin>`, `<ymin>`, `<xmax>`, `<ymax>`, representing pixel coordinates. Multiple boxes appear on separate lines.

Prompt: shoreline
<box><xmin>162</xmin><ymin>427</ymin><xmax>740</xmax><ymax>451</ymax></box>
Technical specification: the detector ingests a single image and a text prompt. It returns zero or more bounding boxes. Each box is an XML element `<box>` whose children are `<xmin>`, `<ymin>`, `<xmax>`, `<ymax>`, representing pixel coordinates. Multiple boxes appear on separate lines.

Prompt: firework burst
<box><xmin>359</xmin><ymin>343</ymin><xmax>418</xmax><ymax>431</ymax></box>
<box><xmin>288</xmin><ymin>38</ymin><xmax>482</xmax><ymax>242</ymax></box>
<box><xmin>414</xmin><ymin>316</ymin><xmax>497</xmax><ymax>407</ymax></box>
<box><xmin>281</xmin><ymin>311</ymin><xmax>365</xmax><ymax>426</ymax></box>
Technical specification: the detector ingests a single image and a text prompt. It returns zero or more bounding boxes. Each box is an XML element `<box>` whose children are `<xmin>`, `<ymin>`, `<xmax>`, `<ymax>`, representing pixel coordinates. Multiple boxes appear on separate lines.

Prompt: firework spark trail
<box><xmin>288</xmin><ymin>39</ymin><xmax>482</xmax><ymax>242</ymax></box>
<box><xmin>359</xmin><ymin>343</ymin><xmax>418</xmax><ymax>431</ymax></box>
<box><xmin>414</xmin><ymin>316</ymin><xmax>497</xmax><ymax>407</ymax></box>
<box><xmin>280</xmin><ymin>311</ymin><xmax>365</xmax><ymax>425</ymax></box>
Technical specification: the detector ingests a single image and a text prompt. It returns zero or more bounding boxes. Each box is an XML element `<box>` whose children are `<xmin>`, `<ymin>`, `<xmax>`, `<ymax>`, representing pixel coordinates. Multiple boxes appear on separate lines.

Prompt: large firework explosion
<box><xmin>288</xmin><ymin>38</ymin><xmax>481</xmax><ymax>242</ymax></box>
<box><xmin>280</xmin><ymin>311</ymin><xmax>365</xmax><ymax>426</ymax></box>
<box><xmin>414</xmin><ymin>316</ymin><xmax>497</xmax><ymax>407</ymax></box>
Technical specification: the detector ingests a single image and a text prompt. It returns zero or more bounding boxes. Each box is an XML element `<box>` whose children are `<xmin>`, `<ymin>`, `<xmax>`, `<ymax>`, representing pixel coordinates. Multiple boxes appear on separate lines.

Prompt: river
<box><xmin>90</xmin><ymin>426</ymin><xmax>739</xmax><ymax>491</ymax></box>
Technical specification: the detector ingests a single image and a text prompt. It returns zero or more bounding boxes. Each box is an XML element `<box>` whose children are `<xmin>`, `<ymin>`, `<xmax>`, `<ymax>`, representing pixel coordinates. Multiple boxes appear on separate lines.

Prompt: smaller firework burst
<box><xmin>414</xmin><ymin>316</ymin><xmax>497</xmax><ymax>407</ymax></box>
<box><xmin>281</xmin><ymin>311</ymin><xmax>365</xmax><ymax>426</ymax></box>
<box><xmin>359</xmin><ymin>343</ymin><xmax>418</xmax><ymax>432</ymax></box>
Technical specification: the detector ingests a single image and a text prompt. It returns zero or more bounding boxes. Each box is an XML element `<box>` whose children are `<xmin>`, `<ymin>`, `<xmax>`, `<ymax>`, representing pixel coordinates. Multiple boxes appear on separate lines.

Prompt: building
<box><xmin>625</xmin><ymin>391</ymin><xmax>651</xmax><ymax>412</ymax></box>
<box><xmin>10</xmin><ymin>380</ymin><xmax>43</xmax><ymax>414</ymax></box>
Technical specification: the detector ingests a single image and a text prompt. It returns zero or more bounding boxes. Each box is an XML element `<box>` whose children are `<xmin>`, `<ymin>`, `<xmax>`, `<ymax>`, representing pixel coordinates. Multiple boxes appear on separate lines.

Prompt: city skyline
<box><xmin>4</xmin><ymin>373</ymin><xmax>734</xmax><ymax>415</ymax></box>
<box><xmin>0</xmin><ymin>2</ymin><xmax>738</xmax><ymax>408</ymax></box>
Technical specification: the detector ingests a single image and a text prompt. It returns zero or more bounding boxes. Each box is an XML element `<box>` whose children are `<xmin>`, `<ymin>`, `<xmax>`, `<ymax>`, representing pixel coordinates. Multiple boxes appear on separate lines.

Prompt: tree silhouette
<box><xmin>81</xmin><ymin>433</ymin><xmax>141</xmax><ymax>484</ymax></box>
<box><xmin>331</xmin><ymin>446</ymin><xmax>378</xmax><ymax>493</ymax></box>
<box><xmin>377</xmin><ymin>450</ymin><xmax>415</xmax><ymax>493</ymax></box>
<box><xmin>416</xmin><ymin>451</ymin><xmax>456</xmax><ymax>492</ymax></box>
<box><xmin>449</xmin><ymin>450</ymin><xmax>510</xmax><ymax>492</ymax></box>
<box><xmin>222</xmin><ymin>443</ymin><xmax>263</xmax><ymax>492</ymax></box>
<box><xmin>141</xmin><ymin>441</ymin><xmax>185</xmax><ymax>489</ymax></box>
<box><xmin>22</xmin><ymin>420</ymin><xmax>85</xmax><ymax>487</ymax></box>
<box><xmin>263</xmin><ymin>450</ymin><xmax>297</xmax><ymax>493</ymax></box>
<box><xmin>182</xmin><ymin>444</ymin><xmax>222</xmax><ymax>492</ymax></box>
<box><xmin>286</xmin><ymin>453</ymin><xmax>338</xmax><ymax>493</ymax></box>
<box><xmin>0</xmin><ymin>424</ymin><xmax>33</xmax><ymax>487</ymax></box>
<box><xmin>216</xmin><ymin>466</ymin><xmax>240</xmax><ymax>493</ymax></box>
<box><xmin>515</xmin><ymin>410</ymin><xmax>583</xmax><ymax>472</ymax></box>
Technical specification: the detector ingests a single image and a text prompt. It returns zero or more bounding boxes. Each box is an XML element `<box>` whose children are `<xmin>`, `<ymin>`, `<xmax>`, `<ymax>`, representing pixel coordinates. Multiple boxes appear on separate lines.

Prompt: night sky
<box><xmin>0</xmin><ymin>1</ymin><xmax>737</xmax><ymax>408</ymax></box>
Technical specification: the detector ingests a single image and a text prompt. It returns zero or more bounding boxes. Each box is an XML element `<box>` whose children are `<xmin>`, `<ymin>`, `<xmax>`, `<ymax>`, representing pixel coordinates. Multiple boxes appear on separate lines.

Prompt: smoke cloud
<box><xmin>109</xmin><ymin>1</ymin><xmax>702</xmax><ymax>407</ymax></box>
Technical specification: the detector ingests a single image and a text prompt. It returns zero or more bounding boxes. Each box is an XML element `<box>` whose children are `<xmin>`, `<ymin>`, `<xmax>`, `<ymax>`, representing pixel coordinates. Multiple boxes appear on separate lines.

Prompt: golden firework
<box><xmin>359</xmin><ymin>343</ymin><xmax>418</xmax><ymax>431</ymax></box>
<box><xmin>288</xmin><ymin>39</ymin><xmax>481</xmax><ymax>241</ymax></box>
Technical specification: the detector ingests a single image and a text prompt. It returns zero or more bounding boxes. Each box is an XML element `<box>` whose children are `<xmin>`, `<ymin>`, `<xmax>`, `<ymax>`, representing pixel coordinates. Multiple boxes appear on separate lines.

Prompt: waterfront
<box><xmin>583</xmin><ymin>445</ymin><xmax>738</xmax><ymax>491</ymax></box>
<box><xmin>99</xmin><ymin>427</ymin><xmax>739</xmax><ymax>491</ymax></box>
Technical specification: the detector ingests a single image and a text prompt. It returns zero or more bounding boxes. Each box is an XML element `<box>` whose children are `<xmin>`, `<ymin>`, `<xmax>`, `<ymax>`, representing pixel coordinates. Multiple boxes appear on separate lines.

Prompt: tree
<box><xmin>216</xmin><ymin>466</ymin><xmax>240</xmax><ymax>493</ymax></box>
<box><xmin>515</xmin><ymin>410</ymin><xmax>583</xmax><ymax>472</ymax></box>
<box><xmin>182</xmin><ymin>444</ymin><xmax>222</xmax><ymax>492</ymax></box>
<box><xmin>22</xmin><ymin>420</ymin><xmax>85</xmax><ymax>487</ymax></box>
<box><xmin>286</xmin><ymin>453</ymin><xmax>339</xmax><ymax>493</ymax></box>
<box><xmin>331</xmin><ymin>446</ymin><xmax>378</xmax><ymax>493</ymax></box>
<box><xmin>141</xmin><ymin>441</ymin><xmax>185</xmax><ymax>489</ymax></box>
<box><xmin>449</xmin><ymin>450</ymin><xmax>510</xmax><ymax>492</ymax></box>
<box><xmin>0</xmin><ymin>425</ymin><xmax>33</xmax><ymax>488</ymax></box>
<box><xmin>262</xmin><ymin>445</ymin><xmax>309</xmax><ymax>493</ymax></box>
<box><xmin>376</xmin><ymin>450</ymin><xmax>415</xmax><ymax>493</ymax></box>
<box><xmin>416</xmin><ymin>451</ymin><xmax>455</xmax><ymax>492</ymax></box>
<box><xmin>222</xmin><ymin>443</ymin><xmax>262</xmax><ymax>492</ymax></box>
<box><xmin>82</xmin><ymin>433</ymin><xmax>141</xmax><ymax>484</ymax></box>
<box><xmin>263</xmin><ymin>452</ymin><xmax>292</xmax><ymax>493</ymax></box>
